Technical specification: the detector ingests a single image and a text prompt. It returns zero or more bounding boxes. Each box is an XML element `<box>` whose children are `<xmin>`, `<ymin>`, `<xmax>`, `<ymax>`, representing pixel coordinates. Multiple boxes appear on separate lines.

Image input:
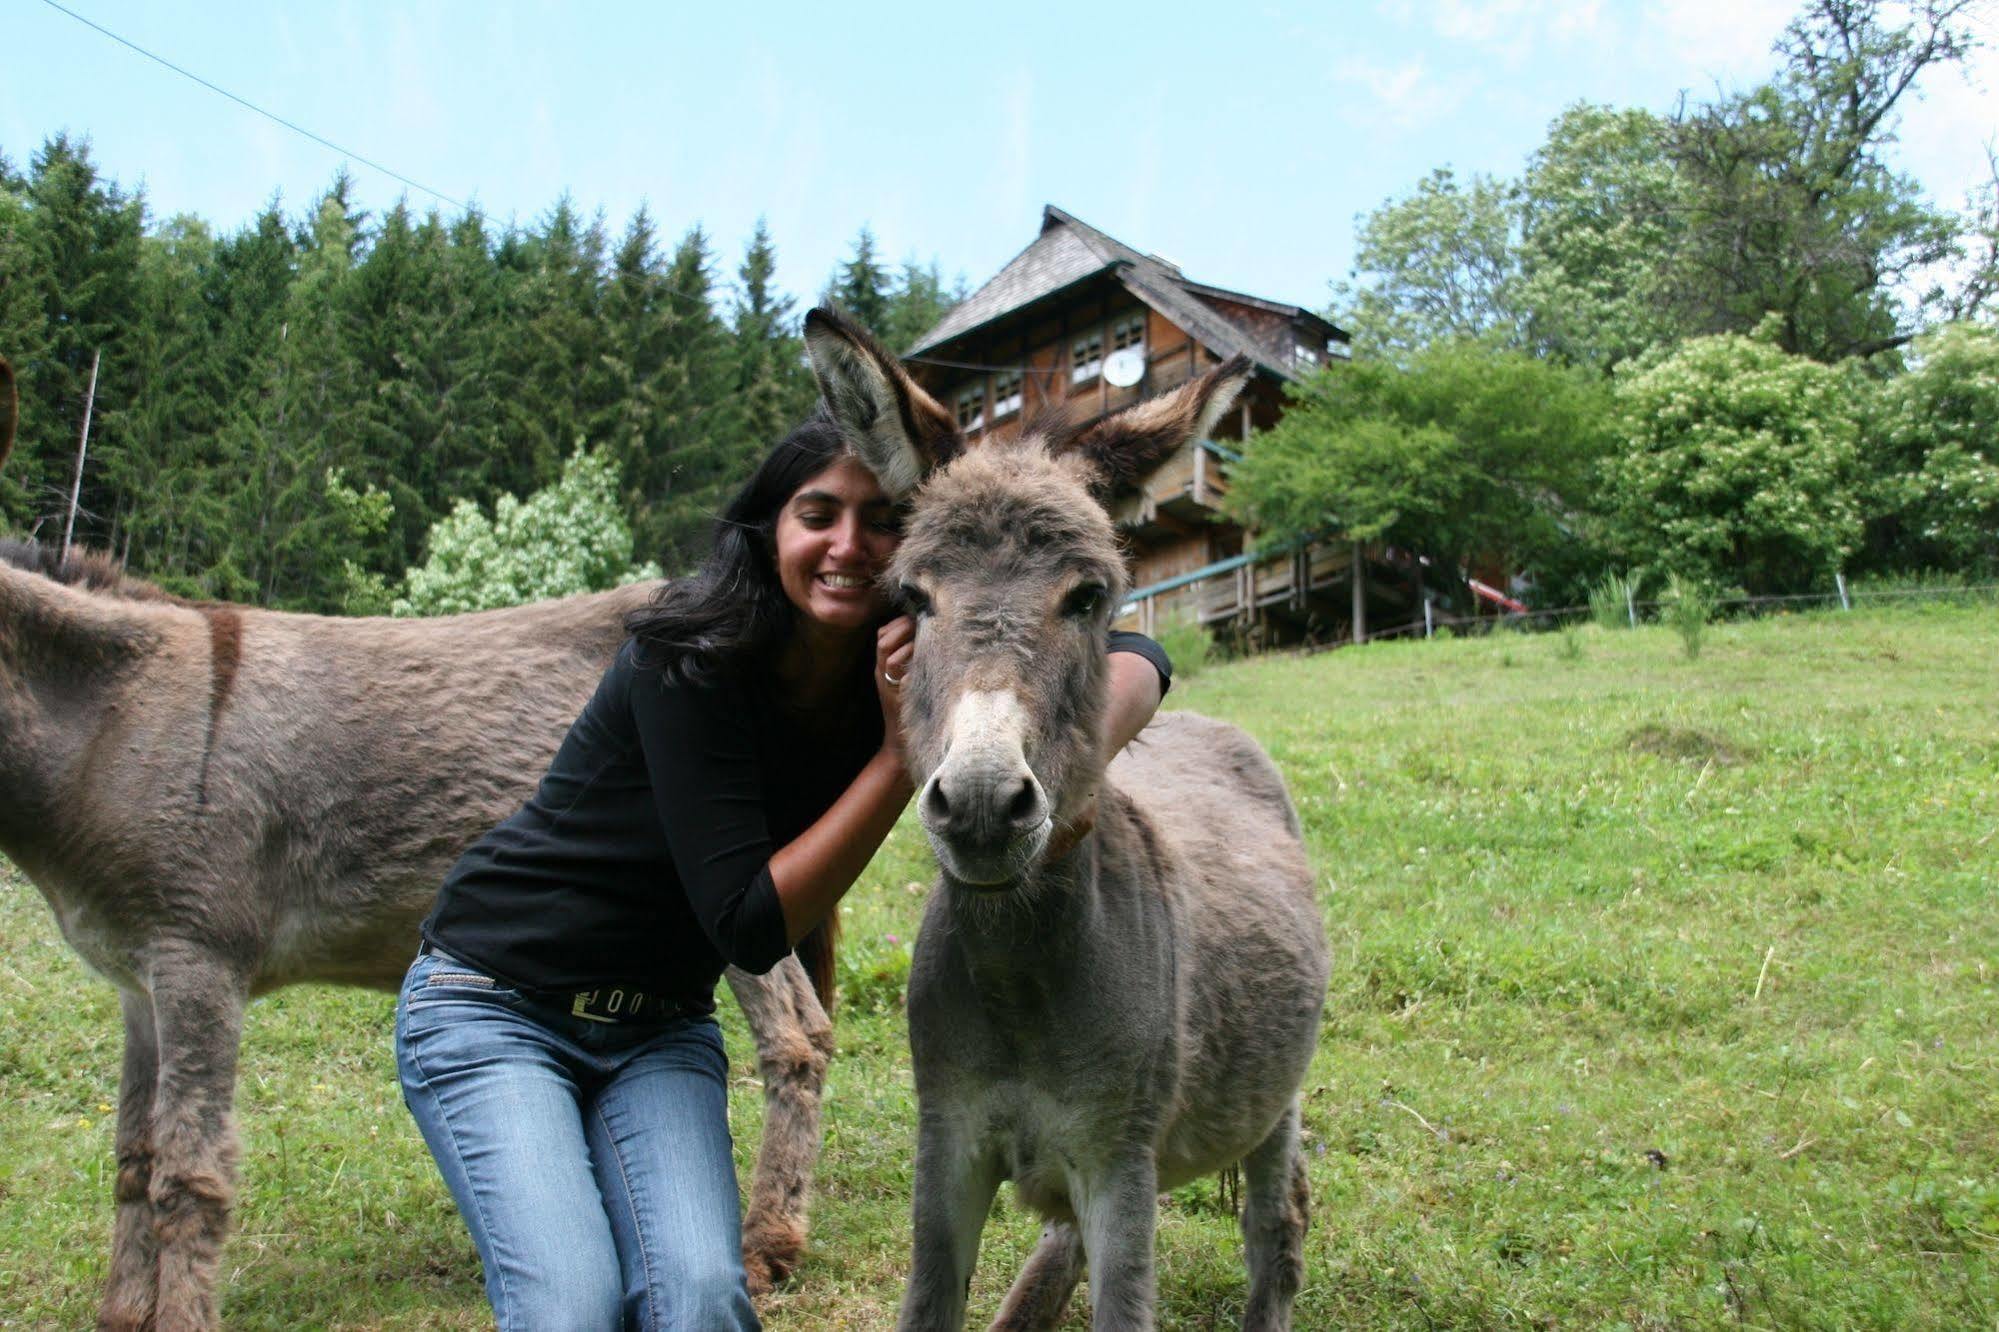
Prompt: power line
<box><xmin>38</xmin><ymin>0</ymin><xmax>470</xmax><ymax>212</ymax></box>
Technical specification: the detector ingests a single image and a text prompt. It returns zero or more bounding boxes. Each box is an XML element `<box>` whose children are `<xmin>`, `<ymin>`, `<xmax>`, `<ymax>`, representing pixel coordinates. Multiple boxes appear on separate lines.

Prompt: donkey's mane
<box><xmin>0</xmin><ymin>537</ymin><xmax>176</xmax><ymax>603</ymax></box>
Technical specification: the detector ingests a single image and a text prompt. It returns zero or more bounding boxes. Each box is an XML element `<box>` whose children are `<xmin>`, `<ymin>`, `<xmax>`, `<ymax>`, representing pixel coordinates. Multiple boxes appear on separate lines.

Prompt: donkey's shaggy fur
<box><xmin>806</xmin><ymin>310</ymin><xmax>1330</xmax><ymax>1330</ymax></box>
<box><xmin>0</xmin><ymin>359</ymin><xmax>835</xmax><ymax>1330</ymax></box>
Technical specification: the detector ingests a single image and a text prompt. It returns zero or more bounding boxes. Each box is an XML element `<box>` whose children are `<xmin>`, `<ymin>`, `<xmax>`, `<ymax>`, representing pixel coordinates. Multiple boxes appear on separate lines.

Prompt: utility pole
<box><xmin>61</xmin><ymin>349</ymin><xmax>101</xmax><ymax>564</ymax></box>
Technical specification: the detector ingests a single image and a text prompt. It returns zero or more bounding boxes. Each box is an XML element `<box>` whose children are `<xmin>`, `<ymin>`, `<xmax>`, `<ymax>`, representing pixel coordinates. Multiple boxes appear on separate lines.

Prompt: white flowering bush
<box><xmin>1602</xmin><ymin>330</ymin><xmax>1862</xmax><ymax>593</ymax></box>
<box><xmin>392</xmin><ymin>447</ymin><xmax>661</xmax><ymax>617</ymax></box>
<box><xmin>1867</xmin><ymin>322</ymin><xmax>1999</xmax><ymax>570</ymax></box>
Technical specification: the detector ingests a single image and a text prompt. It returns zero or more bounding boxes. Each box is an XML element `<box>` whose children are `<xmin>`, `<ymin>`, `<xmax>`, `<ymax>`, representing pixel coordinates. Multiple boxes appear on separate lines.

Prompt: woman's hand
<box><xmin>874</xmin><ymin>615</ymin><xmax>916</xmax><ymax>758</ymax></box>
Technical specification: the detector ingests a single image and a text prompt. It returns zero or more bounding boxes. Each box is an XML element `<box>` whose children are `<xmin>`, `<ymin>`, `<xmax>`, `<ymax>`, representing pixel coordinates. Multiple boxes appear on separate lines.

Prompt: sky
<box><xmin>4</xmin><ymin>0</ymin><xmax>1995</xmax><ymax>318</ymax></box>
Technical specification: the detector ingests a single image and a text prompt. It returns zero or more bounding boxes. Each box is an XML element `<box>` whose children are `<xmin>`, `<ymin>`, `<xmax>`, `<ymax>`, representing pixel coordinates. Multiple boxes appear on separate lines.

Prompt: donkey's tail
<box><xmin>0</xmin><ymin>357</ymin><xmax>16</xmax><ymax>474</ymax></box>
<box><xmin>794</xmin><ymin>913</ymin><xmax>840</xmax><ymax>1013</ymax></box>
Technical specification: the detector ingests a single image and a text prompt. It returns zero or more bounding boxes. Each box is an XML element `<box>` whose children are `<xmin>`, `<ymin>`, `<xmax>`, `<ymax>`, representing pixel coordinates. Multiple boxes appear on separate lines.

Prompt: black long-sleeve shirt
<box><xmin>423</xmin><ymin>633</ymin><xmax>1170</xmax><ymax>1013</ymax></box>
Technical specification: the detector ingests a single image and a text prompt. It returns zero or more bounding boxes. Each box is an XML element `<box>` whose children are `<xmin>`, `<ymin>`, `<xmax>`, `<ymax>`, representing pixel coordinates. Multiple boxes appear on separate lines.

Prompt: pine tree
<box><xmin>490</xmin><ymin>197</ymin><xmax>612</xmax><ymax>503</ymax></box>
<box><xmin>884</xmin><ymin>256</ymin><xmax>958</xmax><ymax>354</ymax></box>
<box><xmin>12</xmin><ymin>136</ymin><xmax>144</xmax><ymax>550</ymax></box>
<box><xmin>106</xmin><ymin>214</ymin><xmax>233</xmax><ymax>585</ymax></box>
<box><xmin>638</xmin><ymin>225</ymin><xmax>737</xmax><ymax>571</ymax></box>
<box><xmin>0</xmin><ymin>148</ymin><xmax>51</xmax><ymax>530</ymax></box>
<box><xmin>827</xmin><ymin>225</ymin><xmax>890</xmax><ymax>336</ymax></box>
<box><xmin>731</xmin><ymin>217</ymin><xmax>816</xmax><ymax>451</ymax></box>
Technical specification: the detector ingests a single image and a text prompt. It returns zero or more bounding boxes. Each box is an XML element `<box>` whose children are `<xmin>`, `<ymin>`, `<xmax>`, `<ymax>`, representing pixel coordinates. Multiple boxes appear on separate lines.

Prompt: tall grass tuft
<box><xmin>1663</xmin><ymin>573</ymin><xmax>1715</xmax><ymax>659</ymax></box>
<box><xmin>1590</xmin><ymin>571</ymin><xmax>1636</xmax><ymax>629</ymax></box>
<box><xmin>1151</xmin><ymin>615</ymin><xmax>1212</xmax><ymax>681</ymax></box>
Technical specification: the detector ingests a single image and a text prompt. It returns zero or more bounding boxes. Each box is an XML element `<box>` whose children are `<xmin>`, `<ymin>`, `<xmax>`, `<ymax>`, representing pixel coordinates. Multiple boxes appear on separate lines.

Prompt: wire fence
<box><xmin>1340</xmin><ymin>580</ymin><xmax>1999</xmax><ymax>647</ymax></box>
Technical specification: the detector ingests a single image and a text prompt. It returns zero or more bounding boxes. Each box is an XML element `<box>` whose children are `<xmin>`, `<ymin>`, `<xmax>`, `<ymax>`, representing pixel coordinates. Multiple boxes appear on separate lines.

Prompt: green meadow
<box><xmin>3</xmin><ymin>604</ymin><xmax>1994</xmax><ymax>1329</ymax></box>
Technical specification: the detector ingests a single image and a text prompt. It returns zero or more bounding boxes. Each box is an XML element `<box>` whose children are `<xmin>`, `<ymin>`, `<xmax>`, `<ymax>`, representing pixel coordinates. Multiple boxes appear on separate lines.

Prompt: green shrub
<box><xmin>392</xmin><ymin>447</ymin><xmax>660</xmax><ymax>616</ymax></box>
<box><xmin>1603</xmin><ymin>331</ymin><xmax>1862</xmax><ymax>594</ymax></box>
<box><xmin>1663</xmin><ymin>573</ymin><xmax>1715</xmax><ymax>659</ymax></box>
<box><xmin>1589</xmin><ymin>571</ymin><xmax>1636</xmax><ymax>629</ymax></box>
<box><xmin>1152</xmin><ymin>615</ymin><xmax>1212</xmax><ymax>681</ymax></box>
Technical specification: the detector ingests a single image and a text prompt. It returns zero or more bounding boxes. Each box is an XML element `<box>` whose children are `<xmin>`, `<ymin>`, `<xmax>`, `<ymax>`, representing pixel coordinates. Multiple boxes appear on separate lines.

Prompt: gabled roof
<box><xmin>907</xmin><ymin>205</ymin><xmax>1347</xmax><ymax>381</ymax></box>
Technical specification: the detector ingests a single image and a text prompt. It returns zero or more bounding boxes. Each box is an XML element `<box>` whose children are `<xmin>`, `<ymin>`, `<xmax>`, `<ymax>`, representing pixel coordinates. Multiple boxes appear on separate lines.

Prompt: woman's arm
<box><xmin>1103</xmin><ymin>647</ymin><xmax>1166</xmax><ymax>759</ymax></box>
<box><xmin>767</xmin><ymin>615</ymin><xmax>917</xmax><ymax>946</ymax></box>
<box><xmin>768</xmin><ymin>748</ymin><xmax>914</xmax><ymax>946</ymax></box>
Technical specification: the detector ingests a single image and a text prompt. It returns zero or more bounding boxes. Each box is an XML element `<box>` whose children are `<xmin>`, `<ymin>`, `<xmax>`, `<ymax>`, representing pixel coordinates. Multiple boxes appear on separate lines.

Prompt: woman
<box><xmin>395</xmin><ymin>412</ymin><xmax>1171</xmax><ymax>1331</ymax></box>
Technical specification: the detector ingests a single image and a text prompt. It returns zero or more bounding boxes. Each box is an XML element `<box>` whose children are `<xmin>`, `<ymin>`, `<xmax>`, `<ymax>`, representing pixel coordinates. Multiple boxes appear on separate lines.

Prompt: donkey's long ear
<box><xmin>803</xmin><ymin>307</ymin><xmax>961</xmax><ymax>499</ymax></box>
<box><xmin>0</xmin><ymin>357</ymin><xmax>16</xmax><ymax>475</ymax></box>
<box><xmin>1067</xmin><ymin>353</ymin><xmax>1253</xmax><ymax>495</ymax></box>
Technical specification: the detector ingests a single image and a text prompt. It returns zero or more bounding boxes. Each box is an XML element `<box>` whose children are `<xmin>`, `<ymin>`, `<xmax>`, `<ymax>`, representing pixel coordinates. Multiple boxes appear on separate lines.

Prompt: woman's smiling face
<box><xmin>772</xmin><ymin>453</ymin><xmax>902</xmax><ymax>635</ymax></box>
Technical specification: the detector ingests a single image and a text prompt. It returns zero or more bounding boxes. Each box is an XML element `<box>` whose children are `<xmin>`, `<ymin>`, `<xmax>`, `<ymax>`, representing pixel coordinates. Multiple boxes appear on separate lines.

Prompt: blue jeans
<box><xmin>395</xmin><ymin>949</ymin><xmax>761</xmax><ymax>1332</ymax></box>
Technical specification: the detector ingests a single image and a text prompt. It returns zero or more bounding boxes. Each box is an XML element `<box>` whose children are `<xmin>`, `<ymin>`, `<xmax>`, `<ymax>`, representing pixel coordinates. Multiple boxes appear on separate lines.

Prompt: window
<box><xmin>955</xmin><ymin>384</ymin><xmax>985</xmax><ymax>432</ymax></box>
<box><xmin>1292</xmin><ymin>340</ymin><xmax>1320</xmax><ymax>369</ymax></box>
<box><xmin>1111</xmin><ymin>313</ymin><xmax>1146</xmax><ymax>355</ymax></box>
<box><xmin>991</xmin><ymin>369</ymin><xmax>1023</xmax><ymax>420</ymax></box>
<box><xmin>1071</xmin><ymin>331</ymin><xmax>1103</xmax><ymax>384</ymax></box>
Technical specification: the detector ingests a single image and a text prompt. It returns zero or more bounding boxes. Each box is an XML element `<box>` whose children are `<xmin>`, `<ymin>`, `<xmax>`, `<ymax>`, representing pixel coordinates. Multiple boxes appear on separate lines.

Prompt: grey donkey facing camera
<box><xmin>804</xmin><ymin>307</ymin><xmax>1331</xmax><ymax>1332</ymax></box>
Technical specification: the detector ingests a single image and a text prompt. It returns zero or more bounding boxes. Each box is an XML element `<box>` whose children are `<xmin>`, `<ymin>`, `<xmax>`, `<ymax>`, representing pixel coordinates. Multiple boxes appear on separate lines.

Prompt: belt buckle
<box><xmin>570</xmin><ymin>986</ymin><xmax>651</xmax><ymax>1024</ymax></box>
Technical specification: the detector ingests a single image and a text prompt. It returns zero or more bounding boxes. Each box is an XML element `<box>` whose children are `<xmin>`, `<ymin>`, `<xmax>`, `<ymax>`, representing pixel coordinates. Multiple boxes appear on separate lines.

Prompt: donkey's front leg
<box><xmin>897</xmin><ymin>1114</ymin><xmax>1002</xmax><ymax>1332</ymax></box>
<box><xmin>1239</xmin><ymin>1100</ymin><xmax>1309</xmax><ymax>1332</ymax></box>
<box><xmin>1076</xmin><ymin>1152</ymin><xmax>1160</xmax><ymax>1331</ymax></box>
<box><xmin>143</xmin><ymin>945</ymin><xmax>248</xmax><ymax>1332</ymax></box>
<box><xmin>98</xmin><ymin>989</ymin><xmax>160</xmax><ymax>1332</ymax></box>
<box><xmin>724</xmin><ymin>957</ymin><xmax>834</xmax><ymax>1295</ymax></box>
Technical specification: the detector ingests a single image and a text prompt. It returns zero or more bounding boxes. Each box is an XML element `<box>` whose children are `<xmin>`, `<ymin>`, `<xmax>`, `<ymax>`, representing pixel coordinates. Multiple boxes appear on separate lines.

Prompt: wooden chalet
<box><xmin>903</xmin><ymin>205</ymin><xmax>1387</xmax><ymax>645</ymax></box>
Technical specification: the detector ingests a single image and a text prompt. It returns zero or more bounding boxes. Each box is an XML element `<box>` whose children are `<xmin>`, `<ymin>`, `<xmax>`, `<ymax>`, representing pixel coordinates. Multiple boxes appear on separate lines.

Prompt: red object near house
<box><xmin>1467</xmin><ymin>578</ymin><xmax>1527</xmax><ymax>613</ymax></box>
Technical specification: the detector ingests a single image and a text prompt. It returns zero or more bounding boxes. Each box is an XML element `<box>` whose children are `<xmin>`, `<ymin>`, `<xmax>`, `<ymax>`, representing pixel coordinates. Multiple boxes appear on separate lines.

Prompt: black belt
<box><xmin>418</xmin><ymin>941</ymin><xmax>695</xmax><ymax>1026</ymax></box>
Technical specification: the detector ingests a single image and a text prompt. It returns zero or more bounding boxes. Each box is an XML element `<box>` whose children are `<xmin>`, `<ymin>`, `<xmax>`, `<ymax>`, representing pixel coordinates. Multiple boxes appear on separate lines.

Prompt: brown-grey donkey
<box><xmin>0</xmin><ymin>357</ymin><xmax>837</xmax><ymax>1330</ymax></box>
<box><xmin>804</xmin><ymin>308</ymin><xmax>1331</xmax><ymax>1331</ymax></box>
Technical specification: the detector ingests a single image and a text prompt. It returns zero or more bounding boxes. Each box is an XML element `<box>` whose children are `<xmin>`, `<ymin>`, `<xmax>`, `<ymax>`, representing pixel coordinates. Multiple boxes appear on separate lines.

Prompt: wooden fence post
<box><xmin>1351</xmin><ymin>541</ymin><xmax>1367</xmax><ymax>646</ymax></box>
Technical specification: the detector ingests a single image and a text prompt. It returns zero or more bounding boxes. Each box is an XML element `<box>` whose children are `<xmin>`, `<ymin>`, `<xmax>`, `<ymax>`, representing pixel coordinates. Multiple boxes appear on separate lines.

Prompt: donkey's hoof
<box><xmin>742</xmin><ymin>1220</ymin><xmax>804</xmax><ymax>1297</ymax></box>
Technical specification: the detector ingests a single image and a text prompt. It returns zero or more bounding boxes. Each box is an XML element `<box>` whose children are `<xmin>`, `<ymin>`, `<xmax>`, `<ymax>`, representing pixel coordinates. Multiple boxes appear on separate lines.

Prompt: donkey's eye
<box><xmin>899</xmin><ymin>583</ymin><xmax>933</xmax><ymax>617</ymax></box>
<box><xmin>1063</xmin><ymin>583</ymin><xmax>1108</xmax><ymax>619</ymax></box>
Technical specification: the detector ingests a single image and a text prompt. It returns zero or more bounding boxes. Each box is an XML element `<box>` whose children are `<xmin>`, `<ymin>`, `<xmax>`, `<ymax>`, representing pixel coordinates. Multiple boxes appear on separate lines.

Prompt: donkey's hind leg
<box><xmin>1239</xmin><ymin>1100</ymin><xmax>1309</xmax><ymax>1332</ymax></box>
<box><xmin>98</xmin><ymin>989</ymin><xmax>160</xmax><ymax>1332</ymax></box>
<box><xmin>144</xmin><ymin>945</ymin><xmax>248</xmax><ymax>1332</ymax></box>
<box><xmin>724</xmin><ymin>956</ymin><xmax>834</xmax><ymax>1296</ymax></box>
<box><xmin>989</xmin><ymin>1220</ymin><xmax>1085</xmax><ymax>1331</ymax></box>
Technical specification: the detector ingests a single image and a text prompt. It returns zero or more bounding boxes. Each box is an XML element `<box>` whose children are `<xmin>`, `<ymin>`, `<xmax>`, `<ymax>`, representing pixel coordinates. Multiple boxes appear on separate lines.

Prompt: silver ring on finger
<box><xmin>882</xmin><ymin>670</ymin><xmax>904</xmax><ymax>687</ymax></box>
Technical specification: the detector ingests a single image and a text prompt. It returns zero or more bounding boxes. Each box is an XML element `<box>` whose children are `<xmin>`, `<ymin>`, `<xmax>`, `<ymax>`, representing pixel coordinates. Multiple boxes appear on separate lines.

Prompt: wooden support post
<box><xmin>61</xmin><ymin>348</ymin><xmax>102</xmax><ymax>564</ymax></box>
<box><xmin>1351</xmin><ymin>541</ymin><xmax>1367</xmax><ymax>646</ymax></box>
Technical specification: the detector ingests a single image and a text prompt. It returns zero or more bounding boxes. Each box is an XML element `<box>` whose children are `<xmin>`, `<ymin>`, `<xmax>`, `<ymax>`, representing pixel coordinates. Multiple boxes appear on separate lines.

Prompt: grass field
<box><xmin>2</xmin><ymin>604</ymin><xmax>1995</xmax><ymax>1329</ymax></box>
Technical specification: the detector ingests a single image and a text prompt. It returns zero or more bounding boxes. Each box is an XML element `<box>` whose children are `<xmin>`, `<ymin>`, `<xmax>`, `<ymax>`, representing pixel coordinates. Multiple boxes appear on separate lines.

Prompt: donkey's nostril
<box><xmin>922</xmin><ymin>775</ymin><xmax>952</xmax><ymax>823</ymax></box>
<box><xmin>1006</xmin><ymin>775</ymin><xmax>1045</xmax><ymax>829</ymax></box>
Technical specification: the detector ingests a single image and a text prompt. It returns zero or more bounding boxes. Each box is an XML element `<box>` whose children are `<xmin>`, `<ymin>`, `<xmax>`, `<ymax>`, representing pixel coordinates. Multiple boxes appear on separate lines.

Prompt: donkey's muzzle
<box><xmin>920</xmin><ymin>766</ymin><xmax>1050</xmax><ymax>883</ymax></box>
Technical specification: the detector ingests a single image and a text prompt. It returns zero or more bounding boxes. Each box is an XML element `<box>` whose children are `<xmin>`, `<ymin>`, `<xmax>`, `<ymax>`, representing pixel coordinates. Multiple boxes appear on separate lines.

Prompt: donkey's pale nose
<box><xmin>921</xmin><ymin>766</ymin><xmax>1048</xmax><ymax>849</ymax></box>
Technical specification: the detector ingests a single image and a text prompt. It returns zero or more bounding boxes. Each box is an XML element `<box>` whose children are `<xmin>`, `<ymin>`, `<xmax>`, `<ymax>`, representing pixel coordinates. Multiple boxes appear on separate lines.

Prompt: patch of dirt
<box><xmin>1624</xmin><ymin>724</ymin><xmax>1752</xmax><ymax>766</ymax></box>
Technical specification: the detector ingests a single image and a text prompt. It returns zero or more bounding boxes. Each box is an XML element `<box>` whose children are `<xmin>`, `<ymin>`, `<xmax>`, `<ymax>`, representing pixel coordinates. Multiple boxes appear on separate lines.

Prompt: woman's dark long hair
<box><xmin>625</xmin><ymin>410</ymin><xmax>852</xmax><ymax>687</ymax></box>
<box><xmin>626</xmin><ymin>410</ymin><xmax>861</xmax><ymax>1008</ymax></box>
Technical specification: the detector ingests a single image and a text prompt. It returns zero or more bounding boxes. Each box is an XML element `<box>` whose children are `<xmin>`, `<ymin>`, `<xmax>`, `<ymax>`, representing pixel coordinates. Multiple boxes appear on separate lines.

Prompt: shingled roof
<box><xmin>907</xmin><ymin>205</ymin><xmax>1344</xmax><ymax>381</ymax></box>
